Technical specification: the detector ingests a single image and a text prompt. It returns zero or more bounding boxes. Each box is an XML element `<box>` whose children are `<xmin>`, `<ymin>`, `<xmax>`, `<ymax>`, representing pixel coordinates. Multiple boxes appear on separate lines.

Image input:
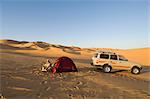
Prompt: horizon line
<box><xmin>0</xmin><ymin>38</ymin><xmax>149</xmax><ymax>50</ymax></box>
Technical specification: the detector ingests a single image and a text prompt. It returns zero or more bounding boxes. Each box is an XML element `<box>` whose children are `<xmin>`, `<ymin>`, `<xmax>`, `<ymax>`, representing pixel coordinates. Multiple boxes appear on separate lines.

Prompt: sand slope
<box><xmin>0</xmin><ymin>39</ymin><xmax>149</xmax><ymax>65</ymax></box>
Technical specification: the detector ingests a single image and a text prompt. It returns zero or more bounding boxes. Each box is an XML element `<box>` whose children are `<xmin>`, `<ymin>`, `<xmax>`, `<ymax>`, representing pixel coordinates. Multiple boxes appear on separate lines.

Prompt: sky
<box><xmin>0</xmin><ymin>0</ymin><xmax>149</xmax><ymax>49</ymax></box>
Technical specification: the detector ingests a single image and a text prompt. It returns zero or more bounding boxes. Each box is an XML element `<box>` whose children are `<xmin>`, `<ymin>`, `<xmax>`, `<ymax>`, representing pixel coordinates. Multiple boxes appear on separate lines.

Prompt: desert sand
<box><xmin>0</xmin><ymin>39</ymin><xmax>150</xmax><ymax>99</ymax></box>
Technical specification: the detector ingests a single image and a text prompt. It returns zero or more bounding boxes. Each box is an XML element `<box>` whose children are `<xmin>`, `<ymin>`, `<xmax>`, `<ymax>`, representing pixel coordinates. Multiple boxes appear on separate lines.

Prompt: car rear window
<box><xmin>110</xmin><ymin>55</ymin><xmax>118</xmax><ymax>60</ymax></box>
<box><xmin>100</xmin><ymin>54</ymin><xmax>109</xmax><ymax>59</ymax></box>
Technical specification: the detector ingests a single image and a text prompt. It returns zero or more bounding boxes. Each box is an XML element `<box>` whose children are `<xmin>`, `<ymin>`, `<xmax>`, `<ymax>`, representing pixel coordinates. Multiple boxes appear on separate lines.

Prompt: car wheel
<box><xmin>103</xmin><ymin>65</ymin><xmax>111</xmax><ymax>73</ymax></box>
<box><xmin>131</xmin><ymin>67</ymin><xmax>140</xmax><ymax>74</ymax></box>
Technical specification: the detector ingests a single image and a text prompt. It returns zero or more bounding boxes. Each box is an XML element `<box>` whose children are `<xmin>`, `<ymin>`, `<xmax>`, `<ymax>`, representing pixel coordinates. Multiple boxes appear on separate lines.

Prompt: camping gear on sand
<box><xmin>41</xmin><ymin>59</ymin><xmax>51</xmax><ymax>72</ymax></box>
<box><xmin>41</xmin><ymin>59</ymin><xmax>54</xmax><ymax>72</ymax></box>
<box><xmin>42</xmin><ymin>57</ymin><xmax>78</xmax><ymax>73</ymax></box>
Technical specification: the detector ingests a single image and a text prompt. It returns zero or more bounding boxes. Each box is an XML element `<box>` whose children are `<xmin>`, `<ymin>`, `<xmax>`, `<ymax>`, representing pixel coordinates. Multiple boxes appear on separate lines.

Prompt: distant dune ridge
<box><xmin>0</xmin><ymin>39</ymin><xmax>149</xmax><ymax>65</ymax></box>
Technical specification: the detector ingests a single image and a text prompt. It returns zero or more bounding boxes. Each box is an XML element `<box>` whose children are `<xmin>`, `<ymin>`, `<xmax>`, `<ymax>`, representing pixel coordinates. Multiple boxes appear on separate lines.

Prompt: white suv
<box><xmin>91</xmin><ymin>51</ymin><xmax>142</xmax><ymax>74</ymax></box>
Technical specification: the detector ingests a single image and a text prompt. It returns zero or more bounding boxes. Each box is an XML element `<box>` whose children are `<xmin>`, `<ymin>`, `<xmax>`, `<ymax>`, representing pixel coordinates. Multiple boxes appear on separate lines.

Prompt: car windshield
<box><xmin>93</xmin><ymin>53</ymin><xmax>98</xmax><ymax>58</ymax></box>
<box><xmin>118</xmin><ymin>55</ymin><xmax>128</xmax><ymax>61</ymax></box>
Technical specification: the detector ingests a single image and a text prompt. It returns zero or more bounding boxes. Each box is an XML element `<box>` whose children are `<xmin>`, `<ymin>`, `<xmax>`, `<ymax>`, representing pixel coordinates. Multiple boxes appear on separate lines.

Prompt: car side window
<box><xmin>110</xmin><ymin>55</ymin><xmax>118</xmax><ymax>60</ymax></box>
<box><xmin>100</xmin><ymin>54</ymin><xmax>109</xmax><ymax>59</ymax></box>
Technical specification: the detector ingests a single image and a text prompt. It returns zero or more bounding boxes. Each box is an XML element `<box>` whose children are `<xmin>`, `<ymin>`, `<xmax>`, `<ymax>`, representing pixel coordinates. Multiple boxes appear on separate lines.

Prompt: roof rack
<box><xmin>96</xmin><ymin>50</ymin><xmax>116</xmax><ymax>54</ymax></box>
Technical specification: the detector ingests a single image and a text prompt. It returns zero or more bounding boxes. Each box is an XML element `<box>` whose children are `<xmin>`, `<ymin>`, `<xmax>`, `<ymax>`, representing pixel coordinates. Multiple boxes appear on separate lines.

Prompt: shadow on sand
<box><xmin>94</xmin><ymin>68</ymin><xmax>126</xmax><ymax>74</ymax></box>
<box><xmin>80</xmin><ymin>66</ymin><xmax>150</xmax><ymax>75</ymax></box>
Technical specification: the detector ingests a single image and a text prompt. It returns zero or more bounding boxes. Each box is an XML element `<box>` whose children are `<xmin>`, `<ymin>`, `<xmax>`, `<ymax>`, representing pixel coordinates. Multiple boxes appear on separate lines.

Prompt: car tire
<box><xmin>131</xmin><ymin>67</ymin><xmax>140</xmax><ymax>74</ymax></box>
<box><xmin>103</xmin><ymin>65</ymin><xmax>112</xmax><ymax>73</ymax></box>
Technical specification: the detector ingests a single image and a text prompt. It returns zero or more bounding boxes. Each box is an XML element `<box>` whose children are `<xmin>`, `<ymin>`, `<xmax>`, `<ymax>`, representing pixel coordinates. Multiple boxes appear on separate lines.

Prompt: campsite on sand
<box><xmin>0</xmin><ymin>39</ymin><xmax>150</xmax><ymax>99</ymax></box>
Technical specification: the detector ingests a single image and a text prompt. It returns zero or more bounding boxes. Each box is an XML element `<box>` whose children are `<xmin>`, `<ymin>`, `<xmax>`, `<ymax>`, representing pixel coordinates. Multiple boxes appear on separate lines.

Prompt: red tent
<box><xmin>52</xmin><ymin>56</ymin><xmax>78</xmax><ymax>73</ymax></box>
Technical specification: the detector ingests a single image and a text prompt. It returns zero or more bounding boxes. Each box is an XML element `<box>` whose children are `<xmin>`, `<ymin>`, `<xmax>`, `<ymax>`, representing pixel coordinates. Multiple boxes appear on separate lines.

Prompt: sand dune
<box><xmin>0</xmin><ymin>39</ymin><xmax>149</xmax><ymax>65</ymax></box>
<box><xmin>0</xmin><ymin>39</ymin><xmax>28</xmax><ymax>44</ymax></box>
